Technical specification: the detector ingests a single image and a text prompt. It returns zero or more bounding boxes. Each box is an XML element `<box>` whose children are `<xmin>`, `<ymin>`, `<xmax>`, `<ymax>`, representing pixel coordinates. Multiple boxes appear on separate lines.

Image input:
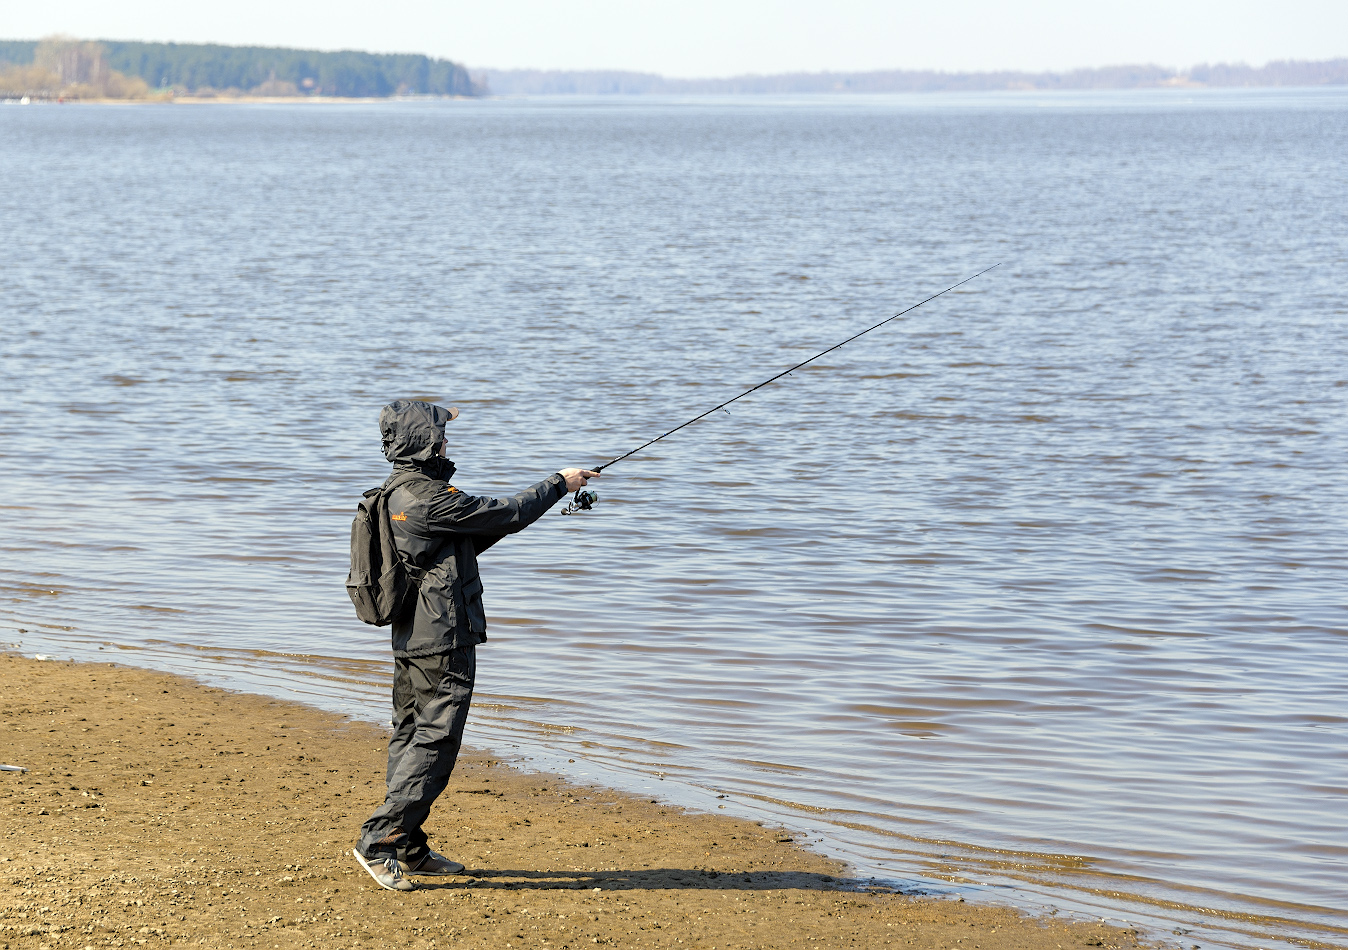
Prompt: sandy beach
<box><xmin>0</xmin><ymin>653</ymin><xmax>1141</xmax><ymax>950</ymax></box>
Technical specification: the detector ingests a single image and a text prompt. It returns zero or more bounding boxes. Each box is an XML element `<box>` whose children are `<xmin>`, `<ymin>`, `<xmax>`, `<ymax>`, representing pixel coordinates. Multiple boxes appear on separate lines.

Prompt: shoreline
<box><xmin>0</xmin><ymin>653</ymin><xmax>1142</xmax><ymax>949</ymax></box>
<box><xmin>0</xmin><ymin>95</ymin><xmax>479</xmax><ymax>105</ymax></box>
<box><xmin>6</xmin><ymin>86</ymin><xmax>1347</xmax><ymax>108</ymax></box>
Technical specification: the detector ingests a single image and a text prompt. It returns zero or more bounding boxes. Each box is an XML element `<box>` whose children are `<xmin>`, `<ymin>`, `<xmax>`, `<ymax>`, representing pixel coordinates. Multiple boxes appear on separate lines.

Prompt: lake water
<box><xmin>2</xmin><ymin>89</ymin><xmax>1346</xmax><ymax>949</ymax></box>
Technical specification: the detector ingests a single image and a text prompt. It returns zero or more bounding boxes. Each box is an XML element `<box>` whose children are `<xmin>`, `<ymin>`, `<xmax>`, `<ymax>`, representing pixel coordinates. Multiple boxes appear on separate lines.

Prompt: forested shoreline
<box><xmin>0</xmin><ymin>37</ymin><xmax>481</xmax><ymax>99</ymax></box>
<box><xmin>4</xmin><ymin>35</ymin><xmax>1345</xmax><ymax>101</ymax></box>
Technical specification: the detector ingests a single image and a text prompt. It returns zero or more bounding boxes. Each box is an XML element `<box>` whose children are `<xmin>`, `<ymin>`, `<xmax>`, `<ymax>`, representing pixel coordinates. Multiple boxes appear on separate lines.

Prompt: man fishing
<box><xmin>351</xmin><ymin>268</ymin><xmax>996</xmax><ymax>891</ymax></box>
<box><xmin>353</xmin><ymin>399</ymin><xmax>598</xmax><ymax>891</ymax></box>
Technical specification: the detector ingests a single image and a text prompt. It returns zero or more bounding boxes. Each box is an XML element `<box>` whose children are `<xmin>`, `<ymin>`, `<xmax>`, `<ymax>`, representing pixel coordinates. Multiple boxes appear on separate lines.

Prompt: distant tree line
<box><xmin>475</xmin><ymin>59</ymin><xmax>1348</xmax><ymax>96</ymax></box>
<box><xmin>0</xmin><ymin>38</ymin><xmax>153</xmax><ymax>99</ymax></box>
<box><xmin>7</xmin><ymin>38</ymin><xmax>1345</xmax><ymax>100</ymax></box>
<box><xmin>0</xmin><ymin>38</ymin><xmax>482</xmax><ymax>97</ymax></box>
<box><xmin>1185</xmin><ymin>59</ymin><xmax>1348</xmax><ymax>86</ymax></box>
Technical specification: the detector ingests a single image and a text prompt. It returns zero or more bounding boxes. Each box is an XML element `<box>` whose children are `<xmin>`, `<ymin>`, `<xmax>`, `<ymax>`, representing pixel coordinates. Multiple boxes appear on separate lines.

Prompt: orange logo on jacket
<box><xmin>391</xmin><ymin>511</ymin><xmax>408</xmax><ymax>521</ymax></box>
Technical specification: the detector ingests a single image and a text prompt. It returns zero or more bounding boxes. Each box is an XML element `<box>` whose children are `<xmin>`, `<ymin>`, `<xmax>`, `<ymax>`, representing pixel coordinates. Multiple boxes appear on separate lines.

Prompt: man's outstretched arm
<box><xmin>427</xmin><ymin>467</ymin><xmax>599</xmax><ymax>538</ymax></box>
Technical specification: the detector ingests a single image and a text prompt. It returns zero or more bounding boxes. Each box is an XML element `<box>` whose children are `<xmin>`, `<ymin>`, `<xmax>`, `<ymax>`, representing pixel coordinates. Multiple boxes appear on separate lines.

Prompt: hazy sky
<box><xmin>3</xmin><ymin>0</ymin><xmax>1346</xmax><ymax>76</ymax></box>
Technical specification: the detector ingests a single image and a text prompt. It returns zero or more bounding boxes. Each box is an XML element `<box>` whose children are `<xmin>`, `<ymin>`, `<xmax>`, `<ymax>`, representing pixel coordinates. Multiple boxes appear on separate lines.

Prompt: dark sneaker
<box><xmin>403</xmin><ymin>850</ymin><xmax>465</xmax><ymax>876</ymax></box>
<box><xmin>353</xmin><ymin>849</ymin><xmax>415</xmax><ymax>891</ymax></box>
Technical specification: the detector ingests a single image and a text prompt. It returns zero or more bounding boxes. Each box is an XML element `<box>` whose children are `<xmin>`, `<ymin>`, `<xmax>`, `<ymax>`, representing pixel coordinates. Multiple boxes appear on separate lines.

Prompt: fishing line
<box><xmin>560</xmin><ymin>263</ymin><xmax>1000</xmax><ymax>514</ymax></box>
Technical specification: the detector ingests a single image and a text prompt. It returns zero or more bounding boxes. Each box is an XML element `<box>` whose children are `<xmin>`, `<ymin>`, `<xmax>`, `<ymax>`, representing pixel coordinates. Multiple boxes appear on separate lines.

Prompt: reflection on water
<box><xmin>2</xmin><ymin>90</ymin><xmax>1347</xmax><ymax>950</ymax></box>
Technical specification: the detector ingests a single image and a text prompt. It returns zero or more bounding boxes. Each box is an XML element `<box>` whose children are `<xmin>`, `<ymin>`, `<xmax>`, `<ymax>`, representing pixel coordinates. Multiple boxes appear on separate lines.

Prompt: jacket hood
<box><xmin>379</xmin><ymin>400</ymin><xmax>457</xmax><ymax>467</ymax></box>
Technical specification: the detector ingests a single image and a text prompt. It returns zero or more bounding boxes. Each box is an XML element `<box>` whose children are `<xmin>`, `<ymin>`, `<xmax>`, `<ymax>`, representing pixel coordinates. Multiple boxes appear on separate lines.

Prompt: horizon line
<box><xmin>4</xmin><ymin>36</ymin><xmax>1345</xmax><ymax>79</ymax></box>
<box><xmin>469</xmin><ymin>57</ymin><xmax>1348</xmax><ymax>80</ymax></box>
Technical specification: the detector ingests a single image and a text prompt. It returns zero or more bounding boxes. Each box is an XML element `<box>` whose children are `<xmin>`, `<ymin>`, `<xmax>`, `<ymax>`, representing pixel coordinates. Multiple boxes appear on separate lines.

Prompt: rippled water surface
<box><xmin>2</xmin><ymin>90</ymin><xmax>1346</xmax><ymax>949</ymax></box>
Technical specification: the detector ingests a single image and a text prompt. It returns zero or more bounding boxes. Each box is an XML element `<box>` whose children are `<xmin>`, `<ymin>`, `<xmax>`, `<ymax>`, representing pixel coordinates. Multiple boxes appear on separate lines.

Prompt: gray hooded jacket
<box><xmin>378</xmin><ymin>400</ymin><xmax>567</xmax><ymax>657</ymax></box>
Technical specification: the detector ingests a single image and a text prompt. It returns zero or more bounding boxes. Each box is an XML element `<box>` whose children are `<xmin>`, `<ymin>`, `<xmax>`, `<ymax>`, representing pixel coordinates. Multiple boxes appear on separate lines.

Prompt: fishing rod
<box><xmin>560</xmin><ymin>263</ymin><xmax>1000</xmax><ymax>514</ymax></box>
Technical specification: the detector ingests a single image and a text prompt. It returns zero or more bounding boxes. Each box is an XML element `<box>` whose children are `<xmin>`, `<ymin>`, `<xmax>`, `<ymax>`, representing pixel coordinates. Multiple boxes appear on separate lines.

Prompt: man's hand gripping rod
<box><xmin>561</xmin><ymin>264</ymin><xmax>1000</xmax><ymax>514</ymax></box>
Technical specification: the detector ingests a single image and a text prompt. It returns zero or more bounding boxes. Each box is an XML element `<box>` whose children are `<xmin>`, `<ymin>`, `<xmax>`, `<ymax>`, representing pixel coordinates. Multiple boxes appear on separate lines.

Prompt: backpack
<box><xmin>345</xmin><ymin>483</ymin><xmax>423</xmax><ymax>626</ymax></box>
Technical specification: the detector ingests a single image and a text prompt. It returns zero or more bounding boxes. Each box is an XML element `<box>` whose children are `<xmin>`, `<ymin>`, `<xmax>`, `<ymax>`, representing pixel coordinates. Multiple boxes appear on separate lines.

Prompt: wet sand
<box><xmin>0</xmin><ymin>654</ymin><xmax>1143</xmax><ymax>950</ymax></box>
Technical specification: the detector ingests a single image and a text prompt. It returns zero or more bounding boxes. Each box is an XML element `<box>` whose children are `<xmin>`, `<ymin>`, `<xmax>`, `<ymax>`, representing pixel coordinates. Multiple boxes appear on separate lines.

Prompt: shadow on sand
<box><xmin>416</xmin><ymin>867</ymin><xmax>919</xmax><ymax>894</ymax></box>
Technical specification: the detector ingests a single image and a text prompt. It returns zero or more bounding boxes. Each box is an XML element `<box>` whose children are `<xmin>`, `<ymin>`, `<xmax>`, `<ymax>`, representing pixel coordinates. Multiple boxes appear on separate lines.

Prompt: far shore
<box><xmin>9</xmin><ymin>84</ymin><xmax>1347</xmax><ymax>108</ymax></box>
<box><xmin>3</xmin><ymin>94</ymin><xmax>478</xmax><ymax>105</ymax></box>
<box><xmin>0</xmin><ymin>652</ymin><xmax>1142</xmax><ymax>950</ymax></box>
<box><xmin>172</xmin><ymin>95</ymin><xmax>479</xmax><ymax>104</ymax></box>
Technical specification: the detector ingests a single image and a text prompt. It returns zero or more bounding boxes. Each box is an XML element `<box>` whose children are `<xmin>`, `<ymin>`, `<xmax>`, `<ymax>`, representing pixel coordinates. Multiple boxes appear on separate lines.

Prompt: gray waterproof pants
<box><xmin>357</xmin><ymin>645</ymin><xmax>476</xmax><ymax>864</ymax></box>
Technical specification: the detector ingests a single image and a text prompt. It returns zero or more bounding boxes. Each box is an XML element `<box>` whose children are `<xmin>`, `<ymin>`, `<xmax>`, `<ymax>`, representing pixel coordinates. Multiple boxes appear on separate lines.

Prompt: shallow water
<box><xmin>2</xmin><ymin>89</ymin><xmax>1346</xmax><ymax>949</ymax></box>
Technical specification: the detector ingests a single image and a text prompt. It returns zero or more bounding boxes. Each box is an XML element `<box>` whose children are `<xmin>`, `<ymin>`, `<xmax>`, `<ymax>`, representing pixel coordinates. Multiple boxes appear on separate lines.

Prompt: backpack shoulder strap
<box><xmin>374</xmin><ymin>473</ymin><xmax>432</xmax><ymax>585</ymax></box>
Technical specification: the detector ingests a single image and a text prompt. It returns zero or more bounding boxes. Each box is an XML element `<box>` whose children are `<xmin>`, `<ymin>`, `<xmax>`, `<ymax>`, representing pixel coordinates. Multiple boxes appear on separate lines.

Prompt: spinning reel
<box><xmin>560</xmin><ymin>489</ymin><xmax>599</xmax><ymax>515</ymax></box>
